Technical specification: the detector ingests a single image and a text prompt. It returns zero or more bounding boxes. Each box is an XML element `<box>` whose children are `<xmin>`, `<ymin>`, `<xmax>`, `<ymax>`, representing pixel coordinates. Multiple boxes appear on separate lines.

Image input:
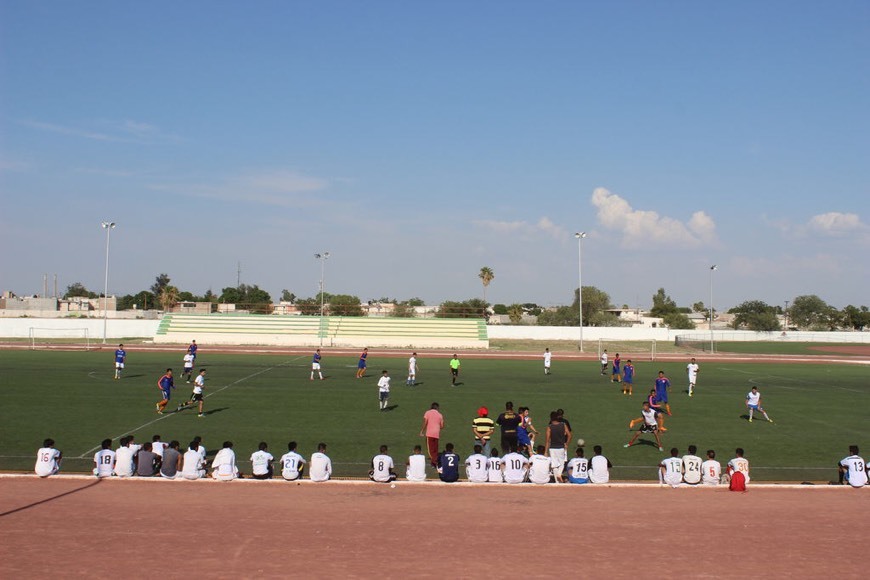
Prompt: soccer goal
<box><xmin>597</xmin><ymin>338</ymin><xmax>656</xmax><ymax>361</ymax></box>
<box><xmin>29</xmin><ymin>327</ymin><xmax>91</xmax><ymax>350</ymax></box>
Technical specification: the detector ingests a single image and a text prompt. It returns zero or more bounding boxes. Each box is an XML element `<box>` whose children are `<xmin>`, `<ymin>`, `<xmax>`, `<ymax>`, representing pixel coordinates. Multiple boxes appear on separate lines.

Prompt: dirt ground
<box><xmin>808</xmin><ymin>344</ymin><xmax>870</xmax><ymax>356</ymax></box>
<box><xmin>1</xmin><ymin>477</ymin><xmax>868</xmax><ymax>579</ymax></box>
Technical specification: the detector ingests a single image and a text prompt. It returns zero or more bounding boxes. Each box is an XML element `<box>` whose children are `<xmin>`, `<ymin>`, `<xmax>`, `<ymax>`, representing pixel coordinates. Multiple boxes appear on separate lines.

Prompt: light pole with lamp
<box><xmin>314</xmin><ymin>252</ymin><xmax>330</xmax><ymax>346</ymax></box>
<box><xmin>709</xmin><ymin>265</ymin><xmax>717</xmax><ymax>353</ymax></box>
<box><xmin>101</xmin><ymin>222</ymin><xmax>116</xmax><ymax>344</ymax></box>
<box><xmin>575</xmin><ymin>232</ymin><xmax>587</xmax><ymax>352</ymax></box>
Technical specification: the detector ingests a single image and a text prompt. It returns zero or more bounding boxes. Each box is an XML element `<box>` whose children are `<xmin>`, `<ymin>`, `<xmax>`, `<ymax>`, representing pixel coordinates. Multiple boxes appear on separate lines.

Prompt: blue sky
<box><xmin>2</xmin><ymin>1</ymin><xmax>868</xmax><ymax>310</ymax></box>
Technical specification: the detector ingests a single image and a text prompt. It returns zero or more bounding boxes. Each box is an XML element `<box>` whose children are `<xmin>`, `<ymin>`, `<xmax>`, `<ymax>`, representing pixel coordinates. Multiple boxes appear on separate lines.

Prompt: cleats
<box><xmin>748</xmin><ymin>418</ymin><xmax>753</xmax><ymax>423</ymax></box>
<box><xmin>198</xmin><ymin>413</ymin><xmax>204</xmax><ymax>418</ymax></box>
<box><xmin>659</xmin><ymin>447</ymin><xmax>664</xmax><ymax>452</ymax></box>
<box><xmin>623</xmin><ymin>443</ymin><xmax>631</xmax><ymax>448</ymax></box>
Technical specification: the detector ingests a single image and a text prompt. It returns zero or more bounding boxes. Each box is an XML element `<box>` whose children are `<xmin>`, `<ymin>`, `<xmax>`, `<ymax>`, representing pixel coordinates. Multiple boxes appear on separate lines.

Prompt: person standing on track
<box><xmin>472</xmin><ymin>406</ymin><xmax>495</xmax><ymax>457</ymax></box>
<box><xmin>496</xmin><ymin>402</ymin><xmax>521</xmax><ymax>454</ymax></box>
<box><xmin>113</xmin><ymin>344</ymin><xmax>126</xmax><ymax>380</ymax></box>
<box><xmin>155</xmin><ymin>368</ymin><xmax>174</xmax><ymax>414</ymax></box>
<box><xmin>420</xmin><ymin>402</ymin><xmax>444</xmax><ymax>467</ymax></box>
<box><xmin>545</xmin><ymin>411</ymin><xmax>571</xmax><ymax>483</ymax></box>
<box><xmin>356</xmin><ymin>347</ymin><xmax>368</xmax><ymax>379</ymax></box>
<box><xmin>310</xmin><ymin>348</ymin><xmax>324</xmax><ymax>381</ymax></box>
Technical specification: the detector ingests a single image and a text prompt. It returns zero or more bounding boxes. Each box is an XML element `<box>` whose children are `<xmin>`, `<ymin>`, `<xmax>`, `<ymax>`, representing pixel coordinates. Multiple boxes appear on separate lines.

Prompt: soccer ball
<box><xmin>577</xmin><ymin>438</ymin><xmax>585</xmax><ymax>447</ymax></box>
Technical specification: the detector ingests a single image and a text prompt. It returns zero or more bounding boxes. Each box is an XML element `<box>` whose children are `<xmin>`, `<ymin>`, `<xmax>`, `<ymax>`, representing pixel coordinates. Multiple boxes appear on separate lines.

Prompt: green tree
<box><xmin>662</xmin><ymin>312</ymin><xmax>695</xmax><ymax>329</ymax></box>
<box><xmin>437</xmin><ymin>299</ymin><xmax>487</xmax><ymax>318</ymax></box>
<box><xmin>507</xmin><ymin>303</ymin><xmax>524</xmax><ymax>324</ymax></box>
<box><xmin>789</xmin><ymin>295</ymin><xmax>830</xmax><ymax>329</ymax></box>
<box><xmin>151</xmin><ymin>273</ymin><xmax>171</xmax><ymax>297</ymax></box>
<box><xmin>729</xmin><ymin>300</ymin><xmax>781</xmax><ymax>331</ymax></box>
<box><xmin>650</xmin><ymin>288</ymin><xmax>678</xmax><ymax>318</ymax></box>
<box><xmin>330</xmin><ymin>294</ymin><xmax>364</xmax><ymax>316</ymax></box>
<box><xmin>296</xmin><ymin>297</ymin><xmax>320</xmax><ymax>316</ymax></box>
<box><xmin>479</xmin><ymin>266</ymin><xmax>495</xmax><ymax>306</ymax></box>
<box><xmin>219</xmin><ymin>284</ymin><xmax>273</xmax><ymax>313</ymax></box>
<box><xmin>405</xmin><ymin>297</ymin><xmax>425</xmax><ymax>307</ymax></box>
<box><xmin>573</xmin><ymin>286</ymin><xmax>613</xmax><ymax>326</ymax></box>
<box><xmin>391</xmin><ymin>302</ymin><xmax>417</xmax><ymax>318</ymax></box>
<box><xmin>492</xmin><ymin>304</ymin><xmax>508</xmax><ymax>315</ymax></box>
<box><xmin>280</xmin><ymin>290</ymin><xmax>296</xmax><ymax>303</ymax></box>
<box><xmin>159</xmin><ymin>285</ymin><xmax>179</xmax><ymax>311</ymax></box>
<box><xmin>522</xmin><ymin>303</ymin><xmax>543</xmax><ymax>316</ymax></box>
<box><xmin>64</xmin><ymin>282</ymin><xmax>97</xmax><ymax>299</ymax></box>
<box><xmin>842</xmin><ymin>305</ymin><xmax>870</xmax><ymax>330</ymax></box>
<box><xmin>692</xmin><ymin>301</ymin><xmax>706</xmax><ymax>313</ymax></box>
<box><xmin>536</xmin><ymin>306</ymin><xmax>579</xmax><ymax>326</ymax></box>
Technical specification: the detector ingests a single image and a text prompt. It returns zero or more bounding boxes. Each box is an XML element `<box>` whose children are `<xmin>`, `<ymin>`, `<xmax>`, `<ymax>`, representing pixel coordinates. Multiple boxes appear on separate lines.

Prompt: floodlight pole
<box><xmin>709</xmin><ymin>265</ymin><xmax>717</xmax><ymax>353</ymax></box>
<box><xmin>314</xmin><ymin>252</ymin><xmax>330</xmax><ymax>347</ymax></box>
<box><xmin>575</xmin><ymin>232</ymin><xmax>587</xmax><ymax>352</ymax></box>
<box><xmin>784</xmin><ymin>300</ymin><xmax>789</xmax><ymax>329</ymax></box>
<box><xmin>101</xmin><ymin>222</ymin><xmax>116</xmax><ymax>344</ymax></box>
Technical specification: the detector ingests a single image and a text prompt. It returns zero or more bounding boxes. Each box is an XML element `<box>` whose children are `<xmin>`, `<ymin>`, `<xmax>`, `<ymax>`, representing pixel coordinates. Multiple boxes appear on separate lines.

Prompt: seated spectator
<box><xmin>181</xmin><ymin>441</ymin><xmax>207</xmax><ymax>480</ymax></box>
<box><xmin>136</xmin><ymin>442</ymin><xmax>161</xmax><ymax>477</ymax></box>
<box><xmin>160</xmin><ymin>441</ymin><xmax>183</xmax><ymax>479</ymax></box>
<box><xmin>212</xmin><ymin>441</ymin><xmax>240</xmax><ymax>481</ymax></box>
<box><xmin>35</xmin><ymin>438</ymin><xmax>62</xmax><ymax>477</ymax></box>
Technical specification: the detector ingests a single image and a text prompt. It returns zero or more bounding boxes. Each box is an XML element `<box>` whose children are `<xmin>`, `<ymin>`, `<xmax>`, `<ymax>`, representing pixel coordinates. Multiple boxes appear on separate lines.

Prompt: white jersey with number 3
<box><xmin>661</xmin><ymin>457</ymin><xmax>683</xmax><ymax>486</ymax></box>
<box><xmin>465</xmin><ymin>453</ymin><xmax>489</xmax><ymax>483</ymax></box>
<box><xmin>728</xmin><ymin>457</ymin><xmax>750</xmax><ymax>482</ymax></box>
<box><xmin>840</xmin><ymin>455</ymin><xmax>868</xmax><ymax>488</ymax></box>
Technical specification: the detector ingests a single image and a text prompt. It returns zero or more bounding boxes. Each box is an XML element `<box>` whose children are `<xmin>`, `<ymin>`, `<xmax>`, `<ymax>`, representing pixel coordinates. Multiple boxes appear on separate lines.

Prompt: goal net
<box><xmin>29</xmin><ymin>327</ymin><xmax>91</xmax><ymax>350</ymax></box>
<box><xmin>596</xmin><ymin>339</ymin><xmax>656</xmax><ymax>361</ymax></box>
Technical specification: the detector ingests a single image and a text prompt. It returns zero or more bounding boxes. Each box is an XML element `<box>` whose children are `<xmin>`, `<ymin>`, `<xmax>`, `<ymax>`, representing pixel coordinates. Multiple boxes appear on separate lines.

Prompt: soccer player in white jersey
<box><xmin>567</xmin><ymin>447</ymin><xmax>589</xmax><ymax>484</ymax></box>
<box><xmin>182</xmin><ymin>353</ymin><xmax>195</xmax><ymax>383</ymax></box>
<box><xmin>487</xmin><ymin>449</ymin><xmax>504</xmax><ymax>482</ymax></box>
<box><xmin>701</xmin><ymin>450</ymin><xmax>722</xmax><ymax>485</ymax></box>
<box><xmin>113</xmin><ymin>435</ymin><xmax>138</xmax><ymax>478</ymax></box>
<box><xmin>377</xmin><ymin>370</ymin><xmax>391</xmax><ymax>411</ymax></box>
<box><xmin>745</xmin><ymin>386</ymin><xmax>773</xmax><ymax>423</ymax></box>
<box><xmin>407</xmin><ymin>352</ymin><xmax>418</xmax><ymax>386</ymax></box>
<box><xmin>211</xmin><ymin>441</ymin><xmax>239</xmax><ymax>481</ymax></box>
<box><xmin>660</xmin><ymin>448</ymin><xmax>684</xmax><ymax>487</ymax></box>
<box><xmin>501</xmin><ymin>446</ymin><xmax>529</xmax><ymax>484</ymax></box>
<box><xmin>280</xmin><ymin>441</ymin><xmax>306</xmax><ymax>481</ymax></box>
<box><xmin>543</xmin><ymin>348</ymin><xmax>552</xmax><ymax>375</ymax></box>
<box><xmin>35</xmin><ymin>438</ymin><xmax>62</xmax><ymax>477</ymax></box>
<box><xmin>625</xmin><ymin>402</ymin><xmax>664</xmax><ymax>451</ymax></box>
<box><xmin>727</xmin><ymin>448</ymin><xmax>750</xmax><ymax>483</ymax></box>
<box><xmin>839</xmin><ymin>445</ymin><xmax>868</xmax><ymax>488</ymax></box>
<box><xmin>600</xmin><ymin>350</ymin><xmax>608</xmax><ymax>375</ymax></box>
<box><xmin>406</xmin><ymin>445</ymin><xmax>427</xmax><ymax>482</ymax></box>
<box><xmin>686</xmin><ymin>358</ymin><xmax>699</xmax><ymax>397</ymax></box>
<box><xmin>151</xmin><ymin>435</ymin><xmax>167</xmax><ymax>459</ymax></box>
<box><xmin>370</xmin><ymin>445</ymin><xmax>397</xmax><ymax>482</ymax></box>
<box><xmin>589</xmin><ymin>445</ymin><xmax>612</xmax><ymax>484</ymax></box>
<box><xmin>463</xmin><ymin>444</ymin><xmax>489</xmax><ymax>483</ymax></box>
<box><xmin>250</xmin><ymin>441</ymin><xmax>274</xmax><ymax>480</ymax></box>
<box><xmin>682</xmin><ymin>444</ymin><xmax>703</xmax><ymax>485</ymax></box>
<box><xmin>181</xmin><ymin>441</ymin><xmax>206</xmax><ymax>480</ymax></box>
<box><xmin>309</xmin><ymin>442</ymin><xmax>332</xmax><ymax>482</ymax></box>
<box><xmin>93</xmin><ymin>438</ymin><xmax>115</xmax><ymax>478</ymax></box>
<box><xmin>529</xmin><ymin>445</ymin><xmax>556</xmax><ymax>484</ymax></box>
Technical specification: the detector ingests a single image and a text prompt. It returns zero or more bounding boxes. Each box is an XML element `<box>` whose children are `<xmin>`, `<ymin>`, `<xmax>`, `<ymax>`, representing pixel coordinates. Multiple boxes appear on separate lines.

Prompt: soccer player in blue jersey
<box><xmin>114</xmin><ymin>344</ymin><xmax>126</xmax><ymax>380</ymax></box>
<box><xmin>187</xmin><ymin>340</ymin><xmax>198</xmax><ymax>361</ymax></box>
<box><xmin>438</xmin><ymin>443</ymin><xmax>461</xmax><ymax>483</ymax></box>
<box><xmin>155</xmin><ymin>368</ymin><xmax>175</xmax><ymax>414</ymax></box>
<box><xmin>356</xmin><ymin>347</ymin><xmax>368</xmax><ymax>379</ymax></box>
<box><xmin>310</xmin><ymin>349</ymin><xmax>324</xmax><ymax>381</ymax></box>
<box><xmin>655</xmin><ymin>370</ymin><xmax>672</xmax><ymax>415</ymax></box>
<box><xmin>622</xmin><ymin>359</ymin><xmax>634</xmax><ymax>395</ymax></box>
<box><xmin>611</xmin><ymin>353</ymin><xmax>622</xmax><ymax>383</ymax></box>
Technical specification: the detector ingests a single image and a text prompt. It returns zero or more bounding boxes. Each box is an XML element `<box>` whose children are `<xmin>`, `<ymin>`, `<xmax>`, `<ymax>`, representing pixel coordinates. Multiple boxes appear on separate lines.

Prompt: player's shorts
<box><xmin>184</xmin><ymin>365</ymin><xmax>193</xmax><ymax>372</ymax></box>
<box><xmin>517</xmin><ymin>428</ymin><xmax>531</xmax><ymax>447</ymax></box>
<box><xmin>312</xmin><ymin>362</ymin><xmax>321</xmax><ymax>370</ymax></box>
<box><xmin>640</xmin><ymin>424</ymin><xmax>658</xmax><ymax>433</ymax></box>
<box><xmin>191</xmin><ymin>393</ymin><xmax>204</xmax><ymax>402</ymax></box>
<box><xmin>748</xmin><ymin>404</ymin><xmax>762</xmax><ymax>411</ymax></box>
<box><xmin>568</xmin><ymin>476</ymin><xmax>589</xmax><ymax>484</ymax></box>
<box><xmin>161</xmin><ymin>389</ymin><xmax>172</xmax><ymax>400</ymax></box>
<box><xmin>623</xmin><ymin>376</ymin><xmax>633</xmax><ymax>384</ymax></box>
<box><xmin>688</xmin><ymin>374</ymin><xmax>697</xmax><ymax>383</ymax></box>
<box><xmin>451</xmin><ymin>368</ymin><xmax>459</xmax><ymax>376</ymax></box>
<box><xmin>358</xmin><ymin>360</ymin><xmax>367</xmax><ymax>369</ymax></box>
<box><xmin>656</xmin><ymin>391</ymin><xmax>669</xmax><ymax>403</ymax></box>
<box><xmin>612</xmin><ymin>367</ymin><xmax>620</xmax><ymax>374</ymax></box>
<box><xmin>379</xmin><ymin>390</ymin><xmax>389</xmax><ymax>402</ymax></box>
<box><xmin>115</xmin><ymin>362</ymin><xmax>125</xmax><ymax>369</ymax></box>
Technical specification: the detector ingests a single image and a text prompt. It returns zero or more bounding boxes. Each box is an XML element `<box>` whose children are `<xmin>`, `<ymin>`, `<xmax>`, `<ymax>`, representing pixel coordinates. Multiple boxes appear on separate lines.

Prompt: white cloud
<box><xmin>473</xmin><ymin>216</ymin><xmax>568</xmax><ymax>239</ymax></box>
<box><xmin>807</xmin><ymin>212</ymin><xmax>867</xmax><ymax>237</ymax></box>
<box><xmin>591</xmin><ymin>187</ymin><xmax>717</xmax><ymax>248</ymax></box>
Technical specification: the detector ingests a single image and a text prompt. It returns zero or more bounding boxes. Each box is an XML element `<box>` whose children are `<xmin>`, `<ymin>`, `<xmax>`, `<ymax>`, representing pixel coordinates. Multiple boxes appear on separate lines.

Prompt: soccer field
<box><xmin>1</xmin><ymin>348</ymin><xmax>867</xmax><ymax>481</ymax></box>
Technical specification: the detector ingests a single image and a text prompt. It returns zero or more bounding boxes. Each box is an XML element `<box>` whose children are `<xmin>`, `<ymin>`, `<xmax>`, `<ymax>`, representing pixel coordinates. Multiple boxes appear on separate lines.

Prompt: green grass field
<box><xmin>1</xmin><ymin>348</ymin><xmax>866</xmax><ymax>481</ymax></box>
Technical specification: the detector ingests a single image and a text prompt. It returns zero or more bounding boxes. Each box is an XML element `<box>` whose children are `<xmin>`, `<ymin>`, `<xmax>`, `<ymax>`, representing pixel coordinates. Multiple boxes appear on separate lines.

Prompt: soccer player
<box><xmin>377</xmin><ymin>369</ymin><xmax>391</xmax><ymax>411</ymax></box>
<box><xmin>686</xmin><ymin>358</ymin><xmax>699</xmax><ymax>396</ymax></box>
<box><xmin>496</xmin><ymin>401</ymin><xmax>521</xmax><ymax>454</ymax></box>
<box><xmin>34</xmin><ymin>438</ymin><xmax>62</xmax><ymax>477</ymax></box>
<box><xmin>545</xmin><ymin>411</ymin><xmax>571</xmax><ymax>483</ymax></box>
<box><xmin>449</xmin><ymin>354</ymin><xmax>461</xmax><ymax>385</ymax></box>
<box><xmin>625</xmin><ymin>402</ymin><xmax>664</xmax><ymax>451</ymax></box>
<box><xmin>701</xmin><ymin>450</ymin><xmax>722</xmax><ymax>486</ymax></box>
<box><xmin>113</xmin><ymin>344</ymin><xmax>126</xmax><ymax>379</ymax></box>
<box><xmin>212</xmin><ymin>441</ymin><xmax>239</xmax><ymax>481</ymax></box>
<box><xmin>487</xmin><ymin>448</ymin><xmax>504</xmax><ymax>482</ymax></box>
<box><xmin>465</xmin><ymin>444</ymin><xmax>488</xmax><ymax>483</ymax></box>
<box><xmin>438</xmin><ymin>443</ymin><xmax>460</xmax><ymax>483</ymax></box>
<box><xmin>611</xmin><ymin>353</ymin><xmax>622</xmax><ymax>383</ymax></box>
<box><xmin>181</xmin><ymin>441</ymin><xmax>206</xmax><ymax>480</ymax></box>
<box><xmin>727</xmin><ymin>448</ymin><xmax>751</xmax><ymax>483</ymax></box>
<box><xmin>160</xmin><ymin>441</ymin><xmax>183</xmax><ymax>479</ymax></box>
<box><xmin>589</xmin><ymin>445</ymin><xmax>612</xmax><ymax>484</ymax></box>
<box><xmin>682</xmin><ymin>444</ymin><xmax>703</xmax><ymax>485</ymax></box>
<box><xmin>407</xmin><ymin>352</ymin><xmax>418</xmax><ymax>386</ymax></box>
<box><xmin>567</xmin><ymin>447</ymin><xmax>589</xmax><ymax>484</ymax></box>
<box><xmin>370</xmin><ymin>445</ymin><xmax>397</xmax><ymax>483</ymax></box>
<box><xmin>472</xmin><ymin>406</ymin><xmax>495</xmax><ymax>456</ymax></box>
<box><xmin>543</xmin><ymin>347</ymin><xmax>552</xmax><ymax>375</ymax></box>
<box><xmin>93</xmin><ymin>438</ymin><xmax>115</xmax><ymax>478</ymax></box>
<box><xmin>838</xmin><ymin>445</ymin><xmax>867</xmax><ymax>488</ymax></box>
<box><xmin>516</xmin><ymin>406</ymin><xmax>532</xmax><ymax>455</ymax></box>
<box><xmin>420</xmin><ymin>402</ymin><xmax>444</xmax><ymax>467</ymax></box>
<box><xmin>135</xmin><ymin>442</ymin><xmax>160</xmax><ymax>477</ymax></box>
<box><xmin>182</xmin><ymin>352</ymin><xmax>194</xmax><ymax>383</ymax></box>
<box><xmin>180</xmin><ymin>369</ymin><xmax>207</xmax><ymax>417</ymax></box>
<box><xmin>309</xmin><ymin>443</ymin><xmax>332</xmax><ymax>482</ymax></box>
<box><xmin>280</xmin><ymin>441</ymin><xmax>306</xmax><ymax>481</ymax></box>
<box><xmin>406</xmin><ymin>445</ymin><xmax>427</xmax><ymax>482</ymax></box>
<box><xmin>655</xmin><ymin>370</ymin><xmax>672</xmax><ymax>415</ymax></box>
<box><xmin>660</xmin><ymin>448</ymin><xmax>683</xmax><ymax>487</ymax></box>
<box><xmin>501</xmin><ymin>446</ymin><xmax>529</xmax><ymax>484</ymax></box>
<box><xmin>600</xmin><ymin>349</ymin><xmax>608</xmax><ymax>375</ymax></box>
<box><xmin>155</xmin><ymin>368</ymin><xmax>174</xmax><ymax>414</ymax></box>
<box><xmin>521</xmin><ymin>407</ymin><xmax>540</xmax><ymax>450</ymax></box>
<box><xmin>639</xmin><ymin>388</ymin><xmax>667</xmax><ymax>431</ymax></box>
<box><xmin>187</xmin><ymin>339</ymin><xmax>198</xmax><ymax>362</ymax></box>
<box><xmin>113</xmin><ymin>436</ymin><xmax>138</xmax><ymax>478</ymax></box>
<box><xmin>745</xmin><ymin>386</ymin><xmax>773</xmax><ymax>423</ymax></box>
<box><xmin>622</xmin><ymin>359</ymin><xmax>634</xmax><ymax>395</ymax></box>
<box><xmin>529</xmin><ymin>445</ymin><xmax>556</xmax><ymax>485</ymax></box>
<box><xmin>250</xmin><ymin>442</ymin><xmax>274</xmax><ymax>480</ymax></box>
<box><xmin>356</xmin><ymin>347</ymin><xmax>368</xmax><ymax>379</ymax></box>
<box><xmin>310</xmin><ymin>348</ymin><xmax>324</xmax><ymax>381</ymax></box>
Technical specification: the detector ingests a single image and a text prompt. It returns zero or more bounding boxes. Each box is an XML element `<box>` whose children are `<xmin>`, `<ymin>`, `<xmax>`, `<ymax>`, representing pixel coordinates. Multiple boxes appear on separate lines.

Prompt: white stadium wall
<box><xmin>0</xmin><ymin>318</ymin><xmax>160</xmax><ymax>339</ymax></box>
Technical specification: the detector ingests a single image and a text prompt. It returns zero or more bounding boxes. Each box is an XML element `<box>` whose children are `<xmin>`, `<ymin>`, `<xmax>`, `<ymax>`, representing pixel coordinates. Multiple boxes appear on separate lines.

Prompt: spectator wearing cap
<box><xmin>472</xmin><ymin>406</ymin><xmax>495</xmax><ymax>456</ymax></box>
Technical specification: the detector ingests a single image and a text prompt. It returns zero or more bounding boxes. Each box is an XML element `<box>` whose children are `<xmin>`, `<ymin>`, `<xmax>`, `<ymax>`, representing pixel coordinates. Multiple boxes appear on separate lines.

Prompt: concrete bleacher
<box><xmin>153</xmin><ymin>314</ymin><xmax>488</xmax><ymax>348</ymax></box>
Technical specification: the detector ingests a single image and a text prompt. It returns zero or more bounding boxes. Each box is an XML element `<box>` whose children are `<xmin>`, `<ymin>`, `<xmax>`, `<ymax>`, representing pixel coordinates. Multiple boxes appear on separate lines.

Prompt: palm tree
<box><xmin>478</xmin><ymin>266</ymin><xmax>495</xmax><ymax>314</ymax></box>
<box><xmin>159</xmin><ymin>285</ymin><xmax>179</xmax><ymax>312</ymax></box>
